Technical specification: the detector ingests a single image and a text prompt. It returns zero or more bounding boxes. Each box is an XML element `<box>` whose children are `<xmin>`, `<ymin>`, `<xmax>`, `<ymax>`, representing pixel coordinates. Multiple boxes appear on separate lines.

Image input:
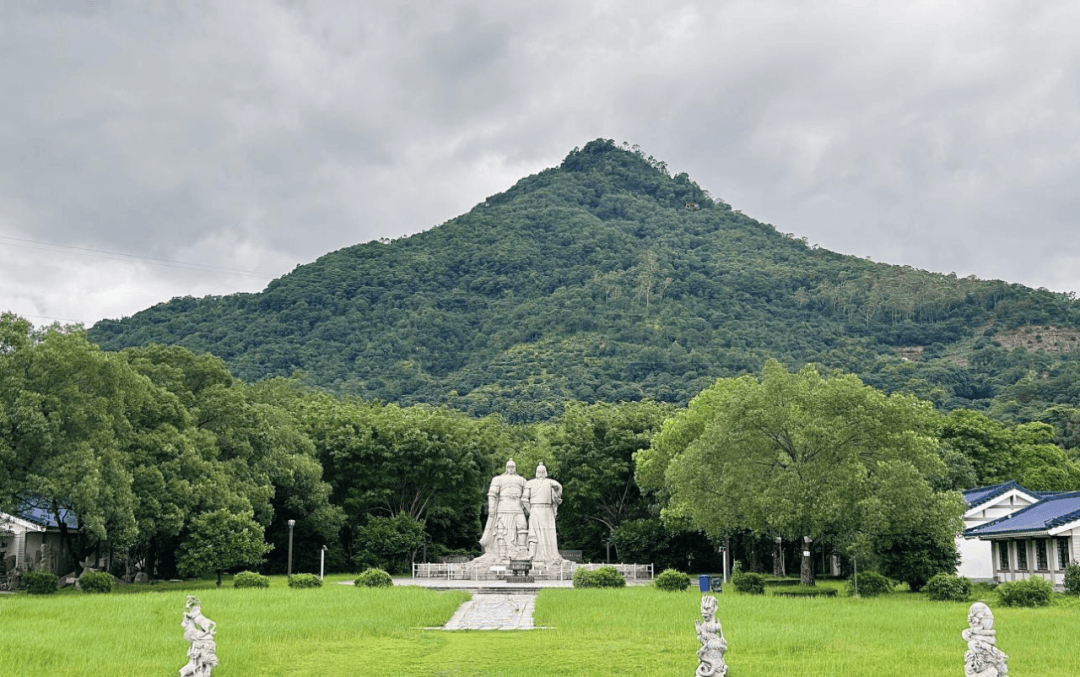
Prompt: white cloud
<box><xmin>2</xmin><ymin>0</ymin><xmax>1079</xmax><ymax>327</ymax></box>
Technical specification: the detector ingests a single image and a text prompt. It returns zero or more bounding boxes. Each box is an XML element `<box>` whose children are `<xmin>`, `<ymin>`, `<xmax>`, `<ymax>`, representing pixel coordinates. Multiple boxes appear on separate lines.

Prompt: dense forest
<box><xmin>88</xmin><ymin>139</ymin><xmax>1080</xmax><ymax>425</ymax></box>
<box><xmin>8</xmin><ymin>140</ymin><xmax>1080</xmax><ymax>585</ymax></box>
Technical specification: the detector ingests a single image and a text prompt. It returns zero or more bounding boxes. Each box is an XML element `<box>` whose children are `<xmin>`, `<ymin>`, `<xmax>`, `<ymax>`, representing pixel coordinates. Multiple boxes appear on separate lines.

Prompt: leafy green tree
<box><xmin>298</xmin><ymin>395</ymin><xmax>498</xmax><ymax>561</ymax></box>
<box><xmin>177</xmin><ymin>509</ymin><xmax>272</xmax><ymax>586</ymax></box>
<box><xmin>352</xmin><ymin>513</ymin><xmax>424</xmax><ymax>574</ymax></box>
<box><xmin>877</xmin><ymin>529</ymin><xmax>960</xmax><ymax>592</ymax></box>
<box><xmin>938</xmin><ymin>409</ymin><xmax>1080</xmax><ymax>490</ymax></box>
<box><xmin>637</xmin><ymin>360</ymin><xmax>964</xmax><ymax>585</ymax></box>
<box><xmin>547</xmin><ymin>401</ymin><xmax>671</xmax><ymax>561</ymax></box>
<box><xmin>0</xmin><ymin>316</ymin><xmax>142</xmax><ymax>569</ymax></box>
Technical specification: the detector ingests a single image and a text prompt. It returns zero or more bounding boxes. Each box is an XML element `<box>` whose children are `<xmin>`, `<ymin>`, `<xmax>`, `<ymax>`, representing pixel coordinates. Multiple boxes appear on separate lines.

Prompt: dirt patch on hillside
<box><xmin>994</xmin><ymin>325</ymin><xmax>1080</xmax><ymax>353</ymax></box>
<box><xmin>895</xmin><ymin>346</ymin><xmax>924</xmax><ymax>361</ymax></box>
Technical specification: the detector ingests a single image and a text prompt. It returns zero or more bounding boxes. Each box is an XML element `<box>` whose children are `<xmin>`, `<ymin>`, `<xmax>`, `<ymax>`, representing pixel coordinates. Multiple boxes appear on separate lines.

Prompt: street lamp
<box><xmin>717</xmin><ymin>544</ymin><xmax>728</xmax><ymax>584</ymax></box>
<box><xmin>287</xmin><ymin>519</ymin><xmax>296</xmax><ymax>577</ymax></box>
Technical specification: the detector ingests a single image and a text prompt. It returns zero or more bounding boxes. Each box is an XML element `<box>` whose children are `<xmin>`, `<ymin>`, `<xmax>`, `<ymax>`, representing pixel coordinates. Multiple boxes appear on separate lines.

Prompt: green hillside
<box><xmin>88</xmin><ymin>139</ymin><xmax>1080</xmax><ymax>422</ymax></box>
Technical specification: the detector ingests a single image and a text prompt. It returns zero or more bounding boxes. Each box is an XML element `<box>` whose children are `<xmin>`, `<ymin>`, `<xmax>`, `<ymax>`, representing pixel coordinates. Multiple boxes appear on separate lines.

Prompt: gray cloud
<box><xmin>2</xmin><ymin>0</ymin><xmax>1079</xmax><ymax>326</ymax></box>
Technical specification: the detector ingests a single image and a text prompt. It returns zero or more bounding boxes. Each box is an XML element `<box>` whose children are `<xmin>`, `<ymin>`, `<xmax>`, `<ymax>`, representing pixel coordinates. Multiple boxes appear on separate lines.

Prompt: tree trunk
<box><xmin>800</xmin><ymin>537</ymin><xmax>815</xmax><ymax>587</ymax></box>
<box><xmin>772</xmin><ymin>538</ymin><xmax>783</xmax><ymax>577</ymax></box>
<box><xmin>216</xmin><ymin>570</ymin><xmax>223</xmax><ymax>587</ymax></box>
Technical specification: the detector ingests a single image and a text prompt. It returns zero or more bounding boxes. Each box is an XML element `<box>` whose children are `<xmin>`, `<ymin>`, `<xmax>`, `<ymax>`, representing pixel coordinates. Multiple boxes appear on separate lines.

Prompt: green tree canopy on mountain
<box><xmin>86</xmin><ymin>140</ymin><xmax>1080</xmax><ymax>424</ymax></box>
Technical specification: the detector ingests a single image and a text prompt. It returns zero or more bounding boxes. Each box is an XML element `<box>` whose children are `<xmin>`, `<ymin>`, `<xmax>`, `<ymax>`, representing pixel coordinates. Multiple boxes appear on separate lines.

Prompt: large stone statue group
<box><xmin>475</xmin><ymin>459</ymin><xmax>563</xmax><ymax>565</ymax></box>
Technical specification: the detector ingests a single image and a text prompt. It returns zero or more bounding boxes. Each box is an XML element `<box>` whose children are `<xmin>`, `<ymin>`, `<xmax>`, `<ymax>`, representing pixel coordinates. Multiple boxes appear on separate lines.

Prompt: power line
<box><xmin>0</xmin><ymin>235</ymin><xmax>277</xmax><ymax>279</ymax></box>
<box><xmin>8</xmin><ymin>312</ymin><xmax>87</xmax><ymax>325</ymax></box>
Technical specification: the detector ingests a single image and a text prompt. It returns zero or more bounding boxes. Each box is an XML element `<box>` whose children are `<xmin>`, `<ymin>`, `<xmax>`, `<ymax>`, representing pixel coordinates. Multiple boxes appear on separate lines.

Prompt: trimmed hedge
<box><xmin>233</xmin><ymin>571</ymin><xmax>270</xmax><ymax>589</ymax></box>
<box><xmin>925</xmin><ymin>573</ymin><xmax>970</xmax><ymax>602</ymax></box>
<box><xmin>573</xmin><ymin>566</ymin><xmax>626</xmax><ymax>589</ymax></box>
<box><xmin>78</xmin><ymin>571</ymin><xmax>113</xmax><ymax>594</ymax></box>
<box><xmin>996</xmin><ymin>577</ymin><xmax>1053</xmax><ymax>607</ymax></box>
<box><xmin>654</xmin><ymin>569</ymin><xmax>691</xmax><ymax>592</ymax></box>
<box><xmin>772</xmin><ymin>586</ymin><xmax>837</xmax><ymax>598</ymax></box>
<box><xmin>355</xmin><ymin>568</ymin><xmax>394</xmax><ymax>588</ymax></box>
<box><xmin>762</xmin><ymin>578</ymin><xmax>802</xmax><ymax>587</ymax></box>
<box><xmin>1064</xmin><ymin>562</ymin><xmax>1080</xmax><ymax>596</ymax></box>
<box><xmin>287</xmin><ymin>573</ymin><xmax>323</xmax><ymax>588</ymax></box>
<box><xmin>845</xmin><ymin>571</ymin><xmax>894</xmax><ymax>598</ymax></box>
<box><xmin>22</xmin><ymin>571</ymin><xmax>58</xmax><ymax>595</ymax></box>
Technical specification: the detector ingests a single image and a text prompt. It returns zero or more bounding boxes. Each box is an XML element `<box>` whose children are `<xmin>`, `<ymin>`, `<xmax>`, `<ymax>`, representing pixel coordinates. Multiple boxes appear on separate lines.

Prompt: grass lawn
<box><xmin>1</xmin><ymin>576</ymin><xmax>1077</xmax><ymax>676</ymax></box>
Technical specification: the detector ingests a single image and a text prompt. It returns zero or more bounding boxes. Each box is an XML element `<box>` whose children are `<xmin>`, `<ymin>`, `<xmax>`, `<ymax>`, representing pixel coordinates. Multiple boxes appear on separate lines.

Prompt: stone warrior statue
<box><xmin>179</xmin><ymin>595</ymin><xmax>218</xmax><ymax>677</ymax></box>
<box><xmin>963</xmin><ymin>602</ymin><xmax>1008</xmax><ymax>677</ymax></box>
<box><xmin>523</xmin><ymin>463</ymin><xmax>563</xmax><ymax>563</ymax></box>
<box><xmin>695</xmin><ymin>595</ymin><xmax>728</xmax><ymax>677</ymax></box>
<box><xmin>476</xmin><ymin>459</ymin><xmax>529</xmax><ymax>562</ymax></box>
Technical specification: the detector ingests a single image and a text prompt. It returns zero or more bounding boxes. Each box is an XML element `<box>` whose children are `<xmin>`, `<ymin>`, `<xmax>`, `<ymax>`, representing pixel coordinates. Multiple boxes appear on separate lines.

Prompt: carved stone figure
<box><xmin>38</xmin><ymin>544</ymin><xmax>54</xmax><ymax>573</ymax></box>
<box><xmin>78</xmin><ymin>555</ymin><xmax>97</xmax><ymax>576</ymax></box>
<box><xmin>963</xmin><ymin>602</ymin><xmax>1008</xmax><ymax>677</ymax></box>
<box><xmin>523</xmin><ymin>463</ymin><xmax>563</xmax><ymax>563</ymax></box>
<box><xmin>180</xmin><ymin>595</ymin><xmax>218</xmax><ymax>677</ymax></box>
<box><xmin>695</xmin><ymin>595</ymin><xmax>728</xmax><ymax>676</ymax></box>
<box><xmin>476</xmin><ymin>459</ymin><xmax>528</xmax><ymax>563</ymax></box>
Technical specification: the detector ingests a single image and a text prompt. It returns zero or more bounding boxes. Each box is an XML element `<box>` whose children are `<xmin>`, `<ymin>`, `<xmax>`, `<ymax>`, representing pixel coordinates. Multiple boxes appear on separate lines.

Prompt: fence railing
<box><xmin>411</xmin><ymin>561</ymin><xmax>653</xmax><ymax>581</ymax></box>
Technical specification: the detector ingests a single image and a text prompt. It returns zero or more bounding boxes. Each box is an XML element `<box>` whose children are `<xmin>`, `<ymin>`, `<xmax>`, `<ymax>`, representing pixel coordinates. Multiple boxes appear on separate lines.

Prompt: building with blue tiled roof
<box><xmin>961</xmin><ymin>484</ymin><xmax>1080</xmax><ymax>589</ymax></box>
<box><xmin>958</xmin><ymin>480</ymin><xmax>1043</xmax><ymax>581</ymax></box>
<box><xmin>1</xmin><ymin>497</ymin><xmax>82</xmax><ymax>585</ymax></box>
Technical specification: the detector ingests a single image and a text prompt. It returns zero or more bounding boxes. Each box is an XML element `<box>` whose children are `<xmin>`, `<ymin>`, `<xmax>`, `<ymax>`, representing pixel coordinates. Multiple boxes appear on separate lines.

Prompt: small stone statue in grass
<box><xmin>963</xmin><ymin>602</ymin><xmax>1008</xmax><ymax>677</ymax></box>
<box><xmin>179</xmin><ymin>595</ymin><xmax>218</xmax><ymax>677</ymax></box>
<box><xmin>695</xmin><ymin>595</ymin><xmax>728</xmax><ymax>677</ymax></box>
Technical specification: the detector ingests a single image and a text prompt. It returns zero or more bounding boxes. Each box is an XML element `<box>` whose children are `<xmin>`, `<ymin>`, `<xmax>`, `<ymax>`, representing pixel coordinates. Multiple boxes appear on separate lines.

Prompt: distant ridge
<box><xmin>88</xmin><ymin>139</ymin><xmax>1080</xmax><ymax>421</ymax></box>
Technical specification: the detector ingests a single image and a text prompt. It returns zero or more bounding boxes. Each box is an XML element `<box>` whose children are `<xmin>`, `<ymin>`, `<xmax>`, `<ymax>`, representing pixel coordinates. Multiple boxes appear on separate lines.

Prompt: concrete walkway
<box><xmin>344</xmin><ymin>575</ymin><xmax>651</xmax><ymax>631</ymax></box>
<box><xmin>437</xmin><ymin>593</ymin><xmax>544</xmax><ymax>630</ymax></box>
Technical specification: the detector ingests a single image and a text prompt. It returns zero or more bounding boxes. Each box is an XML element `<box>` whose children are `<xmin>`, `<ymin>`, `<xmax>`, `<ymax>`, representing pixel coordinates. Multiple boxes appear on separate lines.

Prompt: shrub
<box><xmin>730</xmin><ymin>570</ymin><xmax>765</xmax><ymax>595</ymax></box>
<box><xmin>654</xmin><ymin>569</ymin><xmax>691</xmax><ymax>592</ymax></box>
<box><xmin>925</xmin><ymin>573</ymin><xmax>970</xmax><ymax>602</ymax></box>
<box><xmin>1064</xmin><ymin>562</ymin><xmax>1080</xmax><ymax>596</ymax></box>
<box><xmin>355</xmin><ymin>568</ymin><xmax>394</xmax><ymax>588</ymax></box>
<box><xmin>845</xmin><ymin>571</ymin><xmax>895</xmax><ymax>598</ymax></box>
<box><xmin>996</xmin><ymin>577</ymin><xmax>1053</xmax><ymax>607</ymax></box>
<box><xmin>78</xmin><ymin>571</ymin><xmax>113</xmax><ymax>594</ymax></box>
<box><xmin>287</xmin><ymin>573</ymin><xmax>322</xmax><ymax>588</ymax></box>
<box><xmin>233</xmin><ymin>571</ymin><xmax>270</xmax><ymax>589</ymax></box>
<box><xmin>22</xmin><ymin>571</ymin><xmax>58</xmax><ymax>595</ymax></box>
<box><xmin>573</xmin><ymin>566</ymin><xmax>626</xmax><ymax>589</ymax></box>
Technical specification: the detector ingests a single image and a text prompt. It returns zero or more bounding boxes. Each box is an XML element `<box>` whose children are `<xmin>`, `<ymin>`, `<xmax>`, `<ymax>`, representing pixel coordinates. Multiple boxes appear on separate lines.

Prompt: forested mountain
<box><xmin>89</xmin><ymin>139</ymin><xmax>1080</xmax><ymax>423</ymax></box>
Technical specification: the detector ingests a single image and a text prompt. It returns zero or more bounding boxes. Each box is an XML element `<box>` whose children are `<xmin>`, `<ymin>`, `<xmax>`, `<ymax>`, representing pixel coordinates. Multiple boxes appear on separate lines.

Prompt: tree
<box><xmin>636</xmin><ymin>360</ymin><xmax>964</xmax><ymax>585</ymax></box>
<box><xmin>177</xmin><ymin>509</ymin><xmax>272</xmax><ymax>586</ymax></box>
<box><xmin>0</xmin><ymin>316</ymin><xmax>142</xmax><ymax>570</ymax></box>
<box><xmin>548</xmin><ymin>401</ymin><xmax>671</xmax><ymax>561</ymax></box>
<box><xmin>876</xmin><ymin>529</ymin><xmax>960</xmax><ymax>592</ymax></box>
<box><xmin>352</xmin><ymin>513</ymin><xmax>425</xmax><ymax>574</ymax></box>
<box><xmin>938</xmin><ymin>409</ymin><xmax>1080</xmax><ymax>491</ymax></box>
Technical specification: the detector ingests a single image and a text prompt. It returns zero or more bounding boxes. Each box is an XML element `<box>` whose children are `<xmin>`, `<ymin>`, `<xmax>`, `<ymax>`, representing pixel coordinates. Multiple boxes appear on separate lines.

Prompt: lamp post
<box><xmin>717</xmin><ymin>544</ymin><xmax>728</xmax><ymax>583</ymax></box>
<box><xmin>287</xmin><ymin>519</ymin><xmax>296</xmax><ymax>577</ymax></box>
<box><xmin>320</xmin><ymin>545</ymin><xmax>327</xmax><ymax>580</ymax></box>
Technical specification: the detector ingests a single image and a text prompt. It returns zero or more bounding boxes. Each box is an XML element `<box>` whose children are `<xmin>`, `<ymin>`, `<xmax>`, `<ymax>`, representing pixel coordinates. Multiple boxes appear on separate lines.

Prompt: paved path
<box><xmin>438</xmin><ymin>593</ymin><xmax>543</xmax><ymax>630</ymax></box>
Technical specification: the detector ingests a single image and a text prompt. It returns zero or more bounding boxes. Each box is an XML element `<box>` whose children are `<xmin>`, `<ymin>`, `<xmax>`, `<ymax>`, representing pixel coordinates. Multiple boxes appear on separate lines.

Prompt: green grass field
<box><xmin>1</xmin><ymin>577</ymin><xmax>1077</xmax><ymax>676</ymax></box>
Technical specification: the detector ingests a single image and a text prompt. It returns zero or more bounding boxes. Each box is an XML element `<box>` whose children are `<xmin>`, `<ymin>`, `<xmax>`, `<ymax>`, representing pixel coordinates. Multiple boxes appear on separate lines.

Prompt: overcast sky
<box><xmin>3</xmin><ymin>1</ymin><xmax>1079</xmax><ymax>328</ymax></box>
